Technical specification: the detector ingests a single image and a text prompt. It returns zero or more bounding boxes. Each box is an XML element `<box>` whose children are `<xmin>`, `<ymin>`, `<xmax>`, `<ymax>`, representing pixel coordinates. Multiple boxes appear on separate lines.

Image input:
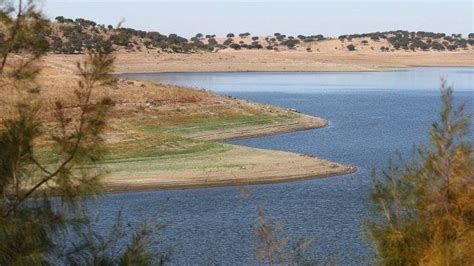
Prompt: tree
<box><xmin>0</xmin><ymin>1</ymin><xmax>161</xmax><ymax>264</ymax></box>
<box><xmin>239</xmin><ymin>32</ymin><xmax>250</xmax><ymax>38</ymax></box>
<box><xmin>223</xmin><ymin>38</ymin><xmax>233</xmax><ymax>46</ymax></box>
<box><xmin>431</xmin><ymin>41</ymin><xmax>445</xmax><ymax>51</ymax></box>
<box><xmin>230</xmin><ymin>43</ymin><xmax>241</xmax><ymax>50</ymax></box>
<box><xmin>208</xmin><ymin>38</ymin><xmax>218</xmax><ymax>46</ymax></box>
<box><xmin>366</xmin><ymin>80</ymin><xmax>474</xmax><ymax>265</ymax></box>
<box><xmin>55</xmin><ymin>16</ymin><xmax>65</xmax><ymax>23</ymax></box>
<box><xmin>226</xmin><ymin>33</ymin><xmax>234</xmax><ymax>38</ymax></box>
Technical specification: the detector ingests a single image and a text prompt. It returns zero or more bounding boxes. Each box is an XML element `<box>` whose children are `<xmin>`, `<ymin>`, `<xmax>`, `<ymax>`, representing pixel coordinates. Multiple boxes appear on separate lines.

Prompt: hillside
<box><xmin>8</xmin><ymin>16</ymin><xmax>474</xmax><ymax>55</ymax></box>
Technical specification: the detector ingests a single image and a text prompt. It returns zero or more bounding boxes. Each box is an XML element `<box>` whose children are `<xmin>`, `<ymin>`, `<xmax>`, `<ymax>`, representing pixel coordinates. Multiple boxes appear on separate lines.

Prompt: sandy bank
<box><xmin>44</xmin><ymin>49</ymin><xmax>474</xmax><ymax>74</ymax></box>
<box><xmin>101</xmin><ymin>145</ymin><xmax>355</xmax><ymax>193</ymax></box>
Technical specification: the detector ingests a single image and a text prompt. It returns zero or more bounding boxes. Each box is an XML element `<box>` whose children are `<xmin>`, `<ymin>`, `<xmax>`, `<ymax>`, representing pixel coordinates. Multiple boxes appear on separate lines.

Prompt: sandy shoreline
<box><xmin>36</xmin><ymin>49</ymin><xmax>474</xmax><ymax>192</ymax></box>
<box><xmin>102</xmin><ymin>164</ymin><xmax>357</xmax><ymax>193</ymax></box>
<box><xmin>97</xmin><ymin>112</ymin><xmax>351</xmax><ymax>193</ymax></box>
<box><xmin>3</xmin><ymin>59</ymin><xmax>355</xmax><ymax>193</ymax></box>
<box><xmin>43</xmin><ymin>49</ymin><xmax>474</xmax><ymax>75</ymax></box>
<box><xmin>33</xmin><ymin>48</ymin><xmax>474</xmax><ymax>192</ymax></box>
<box><xmin>183</xmin><ymin>114</ymin><xmax>327</xmax><ymax>141</ymax></box>
<box><xmin>101</xmin><ymin>145</ymin><xmax>356</xmax><ymax>193</ymax></box>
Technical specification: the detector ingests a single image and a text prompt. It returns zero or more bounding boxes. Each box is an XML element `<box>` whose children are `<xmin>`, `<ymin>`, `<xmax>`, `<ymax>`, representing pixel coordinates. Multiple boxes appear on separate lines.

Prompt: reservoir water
<box><xmin>98</xmin><ymin>68</ymin><xmax>473</xmax><ymax>264</ymax></box>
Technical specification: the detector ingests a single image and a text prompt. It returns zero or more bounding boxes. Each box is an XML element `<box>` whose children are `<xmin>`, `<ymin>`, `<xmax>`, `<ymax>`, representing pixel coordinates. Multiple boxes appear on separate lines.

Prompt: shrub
<box><xmin>346</xmin><ymin>44</ymin><xmax>356</xmax><ymax>51</ymax></box>
<box><xmin>431</xmin><ymin>41</ymin><xmax>445</xmax><ymax>51</ymax></box>
<box><xmin>239</xmin><ymin>32</ymin><xmax>251</xmax><ymax>38</ymax></box>
<box><xmin>55</xmin><ymin>16</ymin><xmax>65</xmax><ymax>23</ymax></box>
<box><xmin>230</xmin><ymin>43</ymin><xmax>241</xmax><ymax>50</ymax></box>
<box><xmin>223</xmin><ymin>38</ymin><xmax>233</xmax><ymax>46</ymax></box>
<box><xmin>208</xmin><ymin>38</ymin><xmax>217</xmax><ymax>46</ymax></box>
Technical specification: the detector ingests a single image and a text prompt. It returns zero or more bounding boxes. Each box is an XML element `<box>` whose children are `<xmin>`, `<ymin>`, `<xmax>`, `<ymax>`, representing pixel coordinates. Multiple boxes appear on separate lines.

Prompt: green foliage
<box><xmin>0</xmin><ymin>0</ymin><xmax>49</xmax><ymax>72</ymax></box>
<box><xmin>0</xmin><ymin>1</ymin><xmax>165</xmax><ymax>264</ymax></box>
<box><xmin>366</xmin><ymin>80</ymin><xmax>474</xmax><ymax>265</ymax></box>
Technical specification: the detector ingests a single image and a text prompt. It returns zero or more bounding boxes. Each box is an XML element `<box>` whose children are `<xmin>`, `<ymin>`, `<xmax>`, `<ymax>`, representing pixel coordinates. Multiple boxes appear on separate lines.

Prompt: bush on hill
<box><xmin>239</xmin><ymin>32</ymin><xmax>251</xmax><ymax>38</ymax></box>
<box><xmin>347</xmin><ymin>44</ymin><xmax>356</xmax><ymax>51</ymax></box>
<box><xmin>223</xmin><ymin>38</ymin><xmax>233</xmax><ymax>46</ymax></box>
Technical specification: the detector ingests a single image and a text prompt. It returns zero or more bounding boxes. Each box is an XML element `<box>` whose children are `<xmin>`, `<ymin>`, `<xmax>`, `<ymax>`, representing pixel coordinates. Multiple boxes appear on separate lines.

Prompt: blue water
<box><xmin>96</xmin><ymin>68</ymin><xmax>473</xmax><ymax>264</ymax></box>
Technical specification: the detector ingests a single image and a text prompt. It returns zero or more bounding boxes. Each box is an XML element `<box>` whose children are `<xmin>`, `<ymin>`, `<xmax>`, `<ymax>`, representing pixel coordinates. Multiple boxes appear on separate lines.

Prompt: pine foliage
<box><xmin>367</xmin><ymin>80</ymin><xmax>474</xmax><ymax>265</ymax></box>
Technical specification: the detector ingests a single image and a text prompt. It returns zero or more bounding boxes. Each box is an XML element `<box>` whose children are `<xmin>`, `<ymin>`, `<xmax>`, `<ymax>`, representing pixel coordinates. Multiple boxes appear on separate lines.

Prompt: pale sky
<box><xmin>40</xmin><ymin>0</ymin><xmax>473</xmax><ymax>37</ymax></box>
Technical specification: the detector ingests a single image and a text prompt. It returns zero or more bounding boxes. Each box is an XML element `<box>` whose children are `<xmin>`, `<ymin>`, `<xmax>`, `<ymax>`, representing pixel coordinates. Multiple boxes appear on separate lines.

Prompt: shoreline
<box><xmin>44</xmin><ymin>50</ymin><xmax>474</xmax><ymax>75</ymax></box>
<box><xmin>101</xmin><ymin>164</ymin><xmax>357</xmax><ymax>194</ymax></box>
<box><xmin>35</xmin><ymin>51</ymin><xmax>474</xmax><ymax>194</ymax></box>
<box><xmin>115</xmin><ymin>65</ymin><xmax>473</xmax><ymax>75</ymax></box>
<box><xmin>100</xmin><ymin>143</ymin><xmax>357</xmax><ymax>194</ymax></box>
<box><xmin>99</xmin><ymin>114</ymin><xmax>356</xmax><ymax>193</ymax></box>
<box><xmin>184</xmin><ymin>114</ymin><xmax>328</xmax><ymax>141</ymax></box>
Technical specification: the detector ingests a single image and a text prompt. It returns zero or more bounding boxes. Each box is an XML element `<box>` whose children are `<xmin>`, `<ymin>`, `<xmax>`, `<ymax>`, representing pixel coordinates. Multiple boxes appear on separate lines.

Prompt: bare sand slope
<box><xmin>101</xmin><ymin>145</ymin><xmax>355</xmax><ymax>192</ymax></box>
<box><xmin>184</xmin><ymin>114</ymin><xmax>327</xmax><ymax>141</ymax></box>
<box><xmin>44</xmin><ymin>47</ymin><xmax>474</xmax><ymax>74</ymax></box>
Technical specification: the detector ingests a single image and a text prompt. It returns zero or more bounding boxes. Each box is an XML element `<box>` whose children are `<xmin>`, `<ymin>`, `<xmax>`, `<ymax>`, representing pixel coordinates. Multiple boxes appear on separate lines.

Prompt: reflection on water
<box><xmin>95</xmin><ymin>68</ymin><xmax>473</xmax><ymax>264</ymax></box>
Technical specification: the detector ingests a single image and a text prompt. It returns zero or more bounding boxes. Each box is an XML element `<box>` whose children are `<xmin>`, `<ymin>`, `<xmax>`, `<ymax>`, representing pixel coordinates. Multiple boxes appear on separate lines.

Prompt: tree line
<box><xmin>340</xmin><ymin>30</ymin><xmax>474</xmax><ymax>51</ymax></box>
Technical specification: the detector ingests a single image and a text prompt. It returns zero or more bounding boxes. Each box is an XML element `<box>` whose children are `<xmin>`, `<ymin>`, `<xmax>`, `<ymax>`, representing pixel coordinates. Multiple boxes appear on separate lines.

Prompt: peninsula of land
<box><xmin>9</xmin><ymin>24</ymin><xmax>474</xmax><ymax>192</ymax></box>
<box><xmin>1</xmin><ymin>58</ymin><xmax>357</xmax><ymax>192</ymax></box>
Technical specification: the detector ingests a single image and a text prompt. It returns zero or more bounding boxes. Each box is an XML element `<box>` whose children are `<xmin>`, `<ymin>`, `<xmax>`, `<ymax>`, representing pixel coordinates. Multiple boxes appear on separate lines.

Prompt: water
<box><xmin>96</xmin><ymin>68</ymin><xmax>473</xmax><ymax>264</ymax></box>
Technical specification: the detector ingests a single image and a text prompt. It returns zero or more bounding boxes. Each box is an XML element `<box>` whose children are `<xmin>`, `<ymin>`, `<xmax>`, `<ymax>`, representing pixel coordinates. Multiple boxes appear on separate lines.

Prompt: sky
<box><xmin>41</xmin><ymin>0</ymin><xmax>473</xmax><ymax>37</ymax></box>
